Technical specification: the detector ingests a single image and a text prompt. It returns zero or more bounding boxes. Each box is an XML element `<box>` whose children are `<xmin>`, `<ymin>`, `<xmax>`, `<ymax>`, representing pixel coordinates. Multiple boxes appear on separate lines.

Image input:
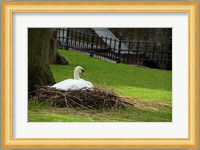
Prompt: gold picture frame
<box><xmin>2</xmin><ymin>2</ymin><xmax>198</xmax><ymax>148</ymax></box>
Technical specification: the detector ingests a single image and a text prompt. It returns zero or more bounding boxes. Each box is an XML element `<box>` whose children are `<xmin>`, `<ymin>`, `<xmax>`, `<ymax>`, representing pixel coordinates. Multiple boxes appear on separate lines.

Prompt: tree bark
<box><xmin>49</xmin><ymin>29</ymin><xmax>69</xmax><ymax>65</ymax></box>
<box><xmin>28</xmin><ymin>28</ymin><xmax>55</xmax><ymax>91</ymax></box>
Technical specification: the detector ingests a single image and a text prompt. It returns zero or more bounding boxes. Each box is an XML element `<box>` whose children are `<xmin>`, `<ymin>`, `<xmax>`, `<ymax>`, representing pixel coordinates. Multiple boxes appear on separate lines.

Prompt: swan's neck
<box><xmin>74</xmin><ymin>69</ymin><xmax>80</xmax><ymax>80</ymax></box>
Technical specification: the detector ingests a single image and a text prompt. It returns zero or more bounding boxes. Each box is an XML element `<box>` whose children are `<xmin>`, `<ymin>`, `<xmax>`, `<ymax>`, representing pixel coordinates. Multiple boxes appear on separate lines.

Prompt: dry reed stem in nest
<box><xmin>31</xmin><ymin>86</ymin><xmax>134</xmax><ymax>110</ymax></box>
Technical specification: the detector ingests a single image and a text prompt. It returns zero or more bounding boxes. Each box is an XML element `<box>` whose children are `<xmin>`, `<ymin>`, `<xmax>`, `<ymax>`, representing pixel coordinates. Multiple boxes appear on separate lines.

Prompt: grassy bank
<box><xmin>51</xmin><ymin>50</ymin><xmax>172</xmax><ymax>102</ymax></box>
<box><xmin>28</xmin><ymin>49</ymin><xmax>172</xmax><ymax>122</ymax></box>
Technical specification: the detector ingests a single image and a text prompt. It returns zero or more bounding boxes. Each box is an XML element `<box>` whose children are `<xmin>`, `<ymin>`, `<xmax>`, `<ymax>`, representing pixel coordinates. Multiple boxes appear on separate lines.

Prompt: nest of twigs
<box><xmin>31</xmin><ymin>86</ymin><xmax>134</xmax><ymax>110</ymax></box>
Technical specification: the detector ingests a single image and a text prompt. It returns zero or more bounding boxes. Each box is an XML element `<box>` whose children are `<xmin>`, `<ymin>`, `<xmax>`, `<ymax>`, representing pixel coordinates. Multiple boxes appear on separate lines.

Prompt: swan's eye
<box><xmin>81</xmin><ymin>69</ymin><xmax>84</xmax><ymax>73</ymax></box>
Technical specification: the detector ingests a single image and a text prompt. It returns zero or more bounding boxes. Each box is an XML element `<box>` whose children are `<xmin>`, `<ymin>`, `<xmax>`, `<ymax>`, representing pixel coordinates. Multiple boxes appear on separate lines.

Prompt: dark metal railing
<box><xmin>57</xmin><ymin>28</ymin><xmax>172</xmax><ymax>70</ymax></box>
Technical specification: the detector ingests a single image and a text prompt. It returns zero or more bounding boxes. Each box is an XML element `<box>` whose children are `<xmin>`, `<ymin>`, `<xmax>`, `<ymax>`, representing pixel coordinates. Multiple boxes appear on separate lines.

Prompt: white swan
<box><xmin>51</xmin><ymin>66</ymin><xmax>93</xmax><ymax>91</ymax></box>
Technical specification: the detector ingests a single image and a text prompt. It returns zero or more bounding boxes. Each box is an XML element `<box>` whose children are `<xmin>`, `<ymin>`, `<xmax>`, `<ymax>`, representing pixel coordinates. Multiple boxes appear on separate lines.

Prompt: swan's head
<box><xmin>75</xmin><ymin>66</ymin><xmax>85</xmax><ymax>75</ymax></box>
<box><xmin>74</xmin><ymin>66</ymin><xmax>85</xmax><ymax>80</ymax></box>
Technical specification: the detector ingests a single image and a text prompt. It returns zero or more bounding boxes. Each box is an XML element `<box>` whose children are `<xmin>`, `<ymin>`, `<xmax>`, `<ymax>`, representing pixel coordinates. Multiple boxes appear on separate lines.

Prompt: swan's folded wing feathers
<box><xmin>51</xmin><ymin>79</ymin><xmax>93</xmax><ymax>91</ymax></box>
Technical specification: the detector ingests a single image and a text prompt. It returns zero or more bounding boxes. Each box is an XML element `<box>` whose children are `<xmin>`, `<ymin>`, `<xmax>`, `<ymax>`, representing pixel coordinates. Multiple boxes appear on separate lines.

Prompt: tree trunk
<box><xmin>49</xmin><ymin>29</ymin><xmax>69</xmax><ymax>65</ymax></box>
<box><xmin>28</xmin><ymin>28</ymin><xmax>55</xmax><ymax>91</ymax></box>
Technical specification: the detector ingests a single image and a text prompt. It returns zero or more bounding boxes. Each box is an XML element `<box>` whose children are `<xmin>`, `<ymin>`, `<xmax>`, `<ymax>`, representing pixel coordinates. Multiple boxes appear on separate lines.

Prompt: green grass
<box><xmin>28</xmin><ymin>101</ymin><xmax>172</xmax><ymax>122</ymax></box>
<box><xmin>51</xmin><ymin>50</ymin><xmax>172</xmax><ymax>102</ymax></box>
<box><xmin>29</xmin><ymin>49</ymin><xmax>172</xmax><ymax>122</ymax></box>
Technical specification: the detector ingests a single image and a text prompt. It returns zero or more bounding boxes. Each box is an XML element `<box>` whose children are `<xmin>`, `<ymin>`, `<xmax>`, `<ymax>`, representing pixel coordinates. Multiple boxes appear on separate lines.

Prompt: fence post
<box><xmin>128</xmin><ymin>42</ymin><xmax>131</xmax><ymax>63</ymax></box>
<box><xmin>86</xmin><ymin>33</ymin><xmax>89</xmax><ymax>49</ymax></box>
<box><xmin>118</xmin><ymin>35</ymin><xmax>122</xmax><ymax>51</ymax></box>
<box><xmin>136</xmin><ymin>42</ymin><xmax>139</xmax><ymax>63</ymax></box>
<box><xmin>83</xmin><ymin>32</ymin><xmax>86</xmax><ymax>49</ymax></box>
<box><xmin>116</xmin><ymin>36</ymin><xmax>122</xmax><ymax>63</ymax></box>
<box><xmin>105</xmin><ymin>37</ymin><xmax>108</xmax><ymax>49</ymax></box>
<box><xmin>113</xmin><ymin>39</ymin><xmax>116</xmax><ymax>53</ymax></box>
<box><xmin>62</xmin><ymin>28</ymin><xmax>65</xmax><ymax>49</ymax></box>
<box><xmin>65</xmin><ymin>28</ymin><xmax>69</xmax><ymax>50</ymax></box>
<box><xmin>144</xmin><ymin>42</ymin><xmax>147</xmax><ymax>59</ymax></box>
<box><xmin>77</xmin><ymin>31</ymin><xmax>81</xmax><ymax>49</ymax></box>
<box><xmin>89</xmin><ymin>31</ymin><xmax>94</xmax><ymax>57</ymax></box>
<box><xmin>91</xmin><ymin>30</ymin><xmax>95</xmax><ymax>51</ymax></box>
<box><xmin>100</xmin><ymin>36</ymin><xmax>103</xmax><ymax>50</ymax></box>
<box><xmin>109</xmin><ymin>38</ymin><xmax>112</xmax><ymax>49</ymax></box>
<box><xmin>116</xmin><ymin>50</ymin><xmax>121</xmax><ymax>63</ymax></box>
<box><xmin>74</xmin><ymin>30</ymin><xmax>77</xmax><ymax>46</ymax></box>
<box><xmin>166</xmin><ymin>37</ymin><xmax>172</xmax><ymax>70</ymax></box>
<box><xmin>153</xmin><ymin>43</ymin><xmax>155</xmax><ymax>59</ymax></box>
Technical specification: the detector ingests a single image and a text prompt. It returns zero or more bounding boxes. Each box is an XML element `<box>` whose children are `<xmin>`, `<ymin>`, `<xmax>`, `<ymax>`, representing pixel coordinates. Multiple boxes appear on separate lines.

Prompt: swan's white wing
<box><xmin>69</xmin><ymin>80</ymin><xmax>88</xmax><ymax>90</ymax></box>
<box><xmin>79</xmin><ymin>79</ymin><xmax>94</xmax><ymax>89</ymax></box>
<box><xmin>51</xmin><ymin>79</ymin><xmax>93</xmax><ymax>91</ymax></box>
<box><xmin>52</xmin><ymin>79</ymin><xmax>75</xmax><ymax>91</ymax></box>
<box><xmin>82</xmin><ymin>80</ymin><xmax>93</xmax><ymax>87</ymax></box>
